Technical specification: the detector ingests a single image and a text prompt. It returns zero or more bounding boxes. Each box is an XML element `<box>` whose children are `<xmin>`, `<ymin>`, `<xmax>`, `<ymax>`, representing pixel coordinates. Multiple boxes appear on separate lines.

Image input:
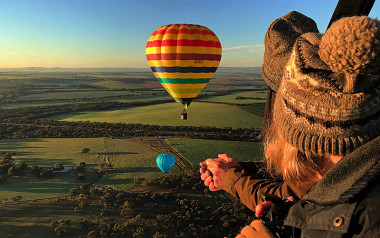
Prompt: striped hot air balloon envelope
<box><xmin>146</xmin><ymin>24</ymin><xmax>222</xmax><ymax>118</ymax></box>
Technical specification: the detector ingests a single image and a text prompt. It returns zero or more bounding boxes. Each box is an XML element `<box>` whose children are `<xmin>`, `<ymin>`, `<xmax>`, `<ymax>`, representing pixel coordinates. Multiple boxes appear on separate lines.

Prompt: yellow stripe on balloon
<box><xmin>154</xmin><ymin>72</ymin><xmax>214</xmax><ymax>79</ymax></box>
<box><xmin>146</xmin><ymin>46</ymin><xmax>222</xmax><ymax>55</ymax></box>
<box><xmin>165</xmin><ymin>88</ymin><xmax>203</xmax><ymax>94</ymax></box>
<box><xmin>168</xmin><ymin>25</ymin><xmax>180</xmax><ymax>30</ymax></box>
<box><xmin>162</xmin><ymin>83</ymin><xmax>207</xmax><ymax>89</ymax></box>
<box><xmin>167</xmin><ymin>92</ymin><xmax>200</xmax><ymax>98</ymax></box>
<box><xmin>148</xmin><ymin>60</ymin><xmax>220</xmax><ymax>68</ymax></box>
<box><xmin>150</xmin><ymin>34</ymin><xmax>219</xmax><ymax>41</ymax></box>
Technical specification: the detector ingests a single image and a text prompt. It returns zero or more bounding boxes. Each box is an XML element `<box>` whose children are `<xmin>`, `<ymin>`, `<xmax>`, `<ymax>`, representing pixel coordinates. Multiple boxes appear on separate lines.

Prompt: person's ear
<box><xmin>265</xmin><ymin>142</ymin><xmax>274</xmax><ymax>159</ymax></box>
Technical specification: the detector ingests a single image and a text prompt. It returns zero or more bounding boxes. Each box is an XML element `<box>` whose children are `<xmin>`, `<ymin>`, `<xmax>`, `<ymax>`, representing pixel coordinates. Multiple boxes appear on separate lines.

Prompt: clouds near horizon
<box><xmin>223</xmin><ymin>45</ymin><xmax>264</xmax><ymax>52</ymax></box>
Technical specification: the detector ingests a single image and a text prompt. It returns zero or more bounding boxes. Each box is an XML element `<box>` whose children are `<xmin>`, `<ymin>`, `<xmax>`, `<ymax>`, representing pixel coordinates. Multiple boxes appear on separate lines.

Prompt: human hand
<box><xmin>199</xmin><ymin>154</ymin><xmax>240</xmax><ymax>191</ymax></box>
<box><xmin>200</xmin><ymin>161</ymin><xmax>221</xmax><ymax>191</ymax></box>
<box><xmin>235</xmin><ymin>220</ymin><xmax>275</xmax><ymax>238</ymax></box>
<box><xmin>255</xmin><ymin>196</ymin><xmax>294</xmax><ymax>217</ymax></box>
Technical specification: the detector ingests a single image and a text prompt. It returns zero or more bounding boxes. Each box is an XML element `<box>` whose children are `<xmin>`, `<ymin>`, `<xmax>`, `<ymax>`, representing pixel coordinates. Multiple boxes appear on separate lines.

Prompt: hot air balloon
<box><xmin>156</xmin><ymin>153</ymin><xmax>175</xmax><ymax>173</ymax></box>
<box><xmin>146</xmin><ymin>24</ymin><xmax>222</xmax><ymax>120</ymax></box>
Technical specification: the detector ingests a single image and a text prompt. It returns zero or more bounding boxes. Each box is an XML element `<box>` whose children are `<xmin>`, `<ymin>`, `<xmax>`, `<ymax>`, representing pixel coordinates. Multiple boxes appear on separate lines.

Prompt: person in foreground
<box><xmin>202</xmin><ymin>15</ymin><xmax>380</xmax><ymax>237</ymax></box>
<box><xmin>200</xmin><ymin>11</ymin><xmax>321</xmax><ymax>212</ymax></box>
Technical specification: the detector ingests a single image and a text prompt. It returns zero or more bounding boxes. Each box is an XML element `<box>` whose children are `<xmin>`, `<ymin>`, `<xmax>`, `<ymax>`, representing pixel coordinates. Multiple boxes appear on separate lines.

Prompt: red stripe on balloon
<box><xmin>151</xmin><ymin>28</ymin><xmax>215</xmax><ymax>36</ymax></box>
<box><xmin>146</xmin><ymin>40</ymin><xmax>221</xmax><ymax>48</ymax></box>
<box><xmin>146</xmin><ymin>53</ymin><xmax>221</xmax><ymax>61</ymax></box>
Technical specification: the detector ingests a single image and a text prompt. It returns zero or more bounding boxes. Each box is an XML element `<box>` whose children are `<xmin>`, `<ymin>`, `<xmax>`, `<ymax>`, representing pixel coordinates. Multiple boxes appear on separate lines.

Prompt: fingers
<box><xmin>255</xmin><ymin>201</ymin><xmax>274</xmax><ymax>217</ymax></box>
<box><xmin>237</xmin><ymin>220</ymin><xmax>275</xmax><ymax>238</ymax></box>
<box><xmin>205</xmin><ymin>158</ymin><xmax>217</xmax><ymax>168</ymax></box>
<box><xmin>200</xmin><ymin>166</ymin><xmax>207</xmax><ymax>174</ymax></box>
<box><xmin>201</xmin><ymin>171</ymin><xmax>220</xmax><ymax>191</ymax></box>
<box><xmin>204</xmin><ymin>175</ymin><xmax>213</xmax><ymax>187</ymax></box>
<box><xmin>201</xmin><ymin>170</ymin><xmax>211</xmax><ymax>181</ymax></box>
<box><xmin>209</xmin><ymin>181</ymin><xmax>220</xmax><ymax>191</ymax></box>
<box><xmin>218</xmin><ymin>153</ymin><xmax>236</xmax><ymax>163</ymax></box>
<box><xmin>254</xmin><ymin>196</ymin><xmax>294</xmax><ymax>217</ymax></box>
<box><xmin>249</xmin><ymin>220</ymin><xmax>275</xmax><ymax>238</ymax></box>
<box><xmin>218</xmin><ymin>153</ymin><xmax>229</xmax><ymax>161</ymax></box>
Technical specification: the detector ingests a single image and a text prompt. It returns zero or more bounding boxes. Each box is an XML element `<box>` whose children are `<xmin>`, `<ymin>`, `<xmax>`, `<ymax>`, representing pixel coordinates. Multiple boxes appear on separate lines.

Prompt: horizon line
<box><xmin>0</xmin><ymin>66</ymin><xmax>262</xmax><ymax>69</ymax></box>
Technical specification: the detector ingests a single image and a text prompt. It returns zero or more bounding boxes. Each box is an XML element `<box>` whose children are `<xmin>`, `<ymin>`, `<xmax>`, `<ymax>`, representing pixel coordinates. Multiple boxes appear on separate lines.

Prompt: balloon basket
<box><xmin>181</xmin><ymin>109</ymin><xmax>187</xmax><ymax>120</ymax></box>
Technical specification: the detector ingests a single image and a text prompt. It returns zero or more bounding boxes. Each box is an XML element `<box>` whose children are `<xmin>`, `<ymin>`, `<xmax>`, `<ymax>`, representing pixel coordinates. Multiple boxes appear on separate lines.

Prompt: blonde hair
<box><xmin>264</xmin><ymin>123</ymin><xmax>325</xmax><ymax>185</ymax></box>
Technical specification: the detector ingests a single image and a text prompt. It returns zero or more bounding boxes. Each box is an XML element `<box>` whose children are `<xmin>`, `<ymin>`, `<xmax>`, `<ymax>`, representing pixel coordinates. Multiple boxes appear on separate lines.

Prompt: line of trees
<box><xmin>0</xmin><ymin>121</ymin><xmax>260</xmax><ymax>141</ymax></box>
<box><xmin>0</xmin><ymin>100</ymin><xmax>173</xmax><ymax>122</ymax></box>
<box><xmin>0</xmin><ymin>101</ymin><xmax>262</xmax><ymax>141</ymax></box>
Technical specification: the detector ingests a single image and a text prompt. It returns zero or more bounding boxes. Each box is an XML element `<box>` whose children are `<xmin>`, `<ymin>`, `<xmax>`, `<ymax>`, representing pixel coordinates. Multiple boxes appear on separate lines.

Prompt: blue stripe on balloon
<box><xmin>151</xmin><ymin>66</ymin><xmax>217</xmax><ymax>73</ymax></box>
<box><xmin>157</xmin><ymin>78</ymin><xmax>211</xmax><ymax>84</ymax></box>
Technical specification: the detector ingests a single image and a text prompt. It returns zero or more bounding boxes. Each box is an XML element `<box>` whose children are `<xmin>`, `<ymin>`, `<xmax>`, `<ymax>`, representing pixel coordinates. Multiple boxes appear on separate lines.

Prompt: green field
<box><xmin>0</xmin><ymin>202</ymin><xmax>90</xmax><ymax>238</ymax></box>
<box><xmin>201</xmin><ymin>91</ymin><xmax>267</xmax><ymax>104</ymax></box>
<box><xmin>0</xmin><ymin>138</ymin><xmax>176</xmax><ymax>201</ymax></box>
<box><xmin>92</xmin><ymin>80</ymin><xmax>144</xmax><ymax>89</ymax></box>
<box><xmin>166</xmin><ymin>138</ymin><xmax>264</xmax><ymax>165</ymax></box>
<box><xmin>50</xmin><ymin>102</ymin><xmax>263</xmax><ymax>129</ymax></box>
<box><xmin>0</xmin><ymin>137</ymin><xmax>263</xmax><ymax>202</ymax></box>
<box><xmin>16</xmin><ymin>90</ymin><xmax>140</xmax><ymax>101</ymax></box>
<box><xmin>0</xmin><ymin>94</ymin><xmax>171</xmax><ymax>109</ymax></box>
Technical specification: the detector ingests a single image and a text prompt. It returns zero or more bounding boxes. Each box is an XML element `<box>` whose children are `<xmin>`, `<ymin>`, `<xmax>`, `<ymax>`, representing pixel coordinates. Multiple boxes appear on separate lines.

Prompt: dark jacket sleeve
<box><xmin>238</xmin><ymin>160</ymin><xmax>267</xmax><ymax>174</ymax></box>
<box><xmin>222</xmin><ymin>165</ymin><xmax>301</xmax><ymax>211</ymax></box>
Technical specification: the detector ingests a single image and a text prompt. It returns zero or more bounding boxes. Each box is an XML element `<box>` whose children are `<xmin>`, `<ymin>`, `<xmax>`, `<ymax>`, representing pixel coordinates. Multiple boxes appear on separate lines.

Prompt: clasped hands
<box><xmin>199</xmin><ymin>154</ymin><xmax>240</xmax><ymax>191</ymax></box>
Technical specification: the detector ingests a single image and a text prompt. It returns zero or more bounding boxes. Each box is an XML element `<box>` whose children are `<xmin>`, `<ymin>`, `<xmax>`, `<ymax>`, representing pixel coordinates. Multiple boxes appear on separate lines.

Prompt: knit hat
<box><xmin>273</xmin><ymin>16</ymin><xmax>380</xmax><ymax>156</ymax></box>
<box><xmin>262</xmin><ymin>11</ymin><xmax>319</xmax><ymax>91</ymax></box>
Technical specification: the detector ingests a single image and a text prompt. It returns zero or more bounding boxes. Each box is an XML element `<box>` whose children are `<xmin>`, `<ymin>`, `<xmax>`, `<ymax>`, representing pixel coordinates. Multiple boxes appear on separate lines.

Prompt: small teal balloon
<box><xmin>156</xmin><ymin>153</ymin><xmax>175</xmax><ymax>173</ymax></box>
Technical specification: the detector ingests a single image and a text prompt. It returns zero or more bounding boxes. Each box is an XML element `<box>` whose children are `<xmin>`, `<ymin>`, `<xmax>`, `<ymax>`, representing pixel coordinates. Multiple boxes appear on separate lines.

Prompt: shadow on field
<box><xmin>0</xmin><ymin>224</ymin><xmax>55</xmax><ymax>238</ymax></box>
<box><xmin>113</xmin><ymin>167</ymin><xmax>160</xmax><ymax>173</ymax></box>
<box><xmin>97</xmin><ymin>152</ymin><xmax>138</xmax><ymax>156</ymax></box>
<box><xmin>2</xmin><ymin>181</ymin><xmax>74</xmax><ymax>194</ymax></box>
<box><xmin>0</xmin><ymin>145</ymin><xmax>43</xmax><ymax>152</ymax></box>
<box><xmin>22</xmin><ymin>157</ymin><xmax>75</xmax><ymax>166</ymax></box>
<box><xmin>0</xmin><ymin>204</ymin><xmax>75</xmax><ymax>219</ymax></box>
<box><xmin>104</xmin><ymin>178</ymin><xmax>134</xmax><ymax>185</ymax></box>
<box><xmin>51</xmin><ymin>112</ymin><xmax>83</xmax><ymax>120</ymax></box>
<box><xmin>9</xmin><ymin>151</ymin><xmax>38</xmax><ymax>157</ymax></box>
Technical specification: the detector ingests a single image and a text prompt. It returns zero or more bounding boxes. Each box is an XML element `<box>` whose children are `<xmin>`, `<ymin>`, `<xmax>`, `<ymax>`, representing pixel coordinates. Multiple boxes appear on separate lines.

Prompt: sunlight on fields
<box><xmin>51</xmin><ymin>102</ymin><xmax>263</xmax><ymax>129</ymax></box>
<box><xmin>200</xmin><ymin>91</ymin><xmax>267</xmax><ymax>105</ymax></box>
<box><xmin>0</xmin><ymin>138</ymin><xmax>166</xmax><ymax>200</ymax></box>
<box><xmin>166</xmin><ymin>138</ymin><xmax>264</xmax><ymax>164</ymax></box>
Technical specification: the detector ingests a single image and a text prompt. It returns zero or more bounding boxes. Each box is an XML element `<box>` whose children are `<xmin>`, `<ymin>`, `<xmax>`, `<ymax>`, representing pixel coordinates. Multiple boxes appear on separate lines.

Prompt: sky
<box><xmin>1</xmin><ymin>0</ymin><xmax>380</xmax><ymax>68</ymax></box>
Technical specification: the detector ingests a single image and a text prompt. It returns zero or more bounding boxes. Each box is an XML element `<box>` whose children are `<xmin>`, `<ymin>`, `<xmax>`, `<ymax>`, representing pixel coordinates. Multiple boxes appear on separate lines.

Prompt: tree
<box><xmin>31</xmin><ymin>165</ymin><xmax>40</xmax><ymax>176</ymax></box>
<box><xmin>133</xmin><ymin>228</ymin><xmax>145</xmax><ymax>238</ymax></box>
<box><xmin>12</xmin><ymin>195</ymin><xmax>22</xmax><ymax>204</ymax></box>
<box><xmin>77</xmin><ymin>162</ymin><xmax>86</xmax><ymax>173</ymax></box>
<box><xmin>53</xmin><ymin>163</ymin><xmax>64</xmax><ymax>171</ymax></box>
<box><xmin>77</xmin><ymin>172</ymin><xmax>85</xmax><ymax>180</ymax></box>
<box><xmin>50</xmin><ymin>220</ymin><xmax>71</xmax><ymax>237</ymax></box>
<box><xmin>19</xmin><ymin>162</ymin><xmax>27</xmax><ymax>170</ymax></box>
<box><xmin>7</xmin><ymin>166</ymin><xmax>15</xmax><ymax>176</ymax></box>
<box><xmin>39</xmin><ymin>169</ymin><xmax>53</xmax><ymax>178</ymax></box>
<box><xmin>153</xmin><ymin>232</ymin><xmax>167</xmax><ymax>238</ymax></box>
<box><xmin>0</xmin><ymin>175</ymin><xmax>6</xmax><ymax>184</ymax></box>
<box><xmin>134</xmin><ymin>177</ymin><xmax>145</xmax><ymax>186</ymax></box>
